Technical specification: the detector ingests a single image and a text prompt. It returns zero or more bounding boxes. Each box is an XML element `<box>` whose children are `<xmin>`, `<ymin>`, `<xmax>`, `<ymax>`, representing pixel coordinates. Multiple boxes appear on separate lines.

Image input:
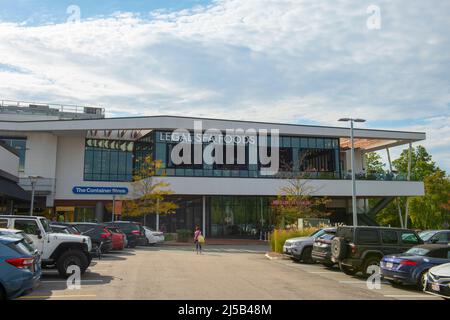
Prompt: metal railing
<box><xmin>0</xmin><ymin>99</ymin><xmax>105</xmax><ymax>116</ymax></box>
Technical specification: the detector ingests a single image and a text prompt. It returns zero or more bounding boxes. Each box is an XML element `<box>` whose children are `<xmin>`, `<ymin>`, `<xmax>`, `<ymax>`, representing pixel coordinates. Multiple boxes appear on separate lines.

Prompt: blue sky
<box><xmin>0</xmin><ymin>0</ymin><xmax>449</xmax><ymax>172</ymax></box>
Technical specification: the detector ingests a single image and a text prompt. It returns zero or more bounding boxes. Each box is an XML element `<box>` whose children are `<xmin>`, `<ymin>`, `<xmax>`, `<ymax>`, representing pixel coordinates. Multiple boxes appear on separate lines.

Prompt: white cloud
<box><xmin>0</xmin><ymin>0</ymin><xmax>449</xmax><ymax>170</ymax></box>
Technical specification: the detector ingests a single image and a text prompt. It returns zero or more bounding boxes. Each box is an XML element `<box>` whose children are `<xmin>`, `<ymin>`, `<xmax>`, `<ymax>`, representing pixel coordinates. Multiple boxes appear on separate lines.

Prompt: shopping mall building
<box><xmin>0</xmin><ymin>101</ymin><xmax>425</xmax><ymax>238</ymax></box>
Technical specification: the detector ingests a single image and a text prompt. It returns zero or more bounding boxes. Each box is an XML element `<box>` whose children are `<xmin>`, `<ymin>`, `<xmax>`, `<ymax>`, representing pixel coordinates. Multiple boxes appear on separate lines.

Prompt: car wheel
<box><xmin>339</xmin><ymin>262</ymin><xmax>358</xmax><ymax>275</ymax></box>
<box><xmin>145</xmin><ymin>238</ymin><xmax>150</xmax><ymax>246</ymax></box>
<box><xmin>363</xmin><ymin>256</ymin><xmax>381</xmax><ymax>277</ymax></box>
<box><xmin>417</xmin><ymin>271</ymin><xmax>428</xmax><ymax>291</ymax></box>
<box><xmin>301</xmin><ymin>247</ymin><xmax>314</xmax><ymax>264</ymax></box>
<box><xmin>56</xmin><ymin>249</ymin><xmax>89</xmax><ymax>278</ymax></box>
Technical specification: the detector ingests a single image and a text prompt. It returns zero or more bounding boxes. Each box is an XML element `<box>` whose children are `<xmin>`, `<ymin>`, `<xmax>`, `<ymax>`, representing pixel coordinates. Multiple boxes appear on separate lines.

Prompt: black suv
<box><xmin>331</xmin><ymin>226</ymin><xmax>424</xmax><ymax>276</ymax></box>
<box><xmin>105</xmin><ymin>221</ymin><xmax>145</xmax><ymax>248</ymax></box>
<box><xmin>71</xmin><ymin>222</ymin><xmax>113</xmax><ymax>253</ymax></box>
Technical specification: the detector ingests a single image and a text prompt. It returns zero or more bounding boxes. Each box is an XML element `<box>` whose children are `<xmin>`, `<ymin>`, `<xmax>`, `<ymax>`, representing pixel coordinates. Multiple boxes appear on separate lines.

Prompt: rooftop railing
<box><xmin>0</xmin><ymin>99</ymin><xmax>105</xmax><ymax>117</ymax></box>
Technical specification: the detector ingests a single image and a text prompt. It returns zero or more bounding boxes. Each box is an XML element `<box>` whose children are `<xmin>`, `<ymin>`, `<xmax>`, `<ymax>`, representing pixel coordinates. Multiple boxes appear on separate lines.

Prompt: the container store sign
<box><xmin>72</xmin><ymin>186</ymin><xmax>129</xmax><ymax>195</ymax></box>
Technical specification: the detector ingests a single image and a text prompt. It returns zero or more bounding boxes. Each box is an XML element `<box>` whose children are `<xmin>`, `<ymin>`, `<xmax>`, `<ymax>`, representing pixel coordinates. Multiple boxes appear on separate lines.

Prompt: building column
<box><xmin>95</xmin><ymin>202</ymin><xmax>104</xmax><ymax>222</ymax></box>
<box><xmin>202</xmin><ymin>196</ymin><xmax>206</xmax><ymax>237</ymax></box>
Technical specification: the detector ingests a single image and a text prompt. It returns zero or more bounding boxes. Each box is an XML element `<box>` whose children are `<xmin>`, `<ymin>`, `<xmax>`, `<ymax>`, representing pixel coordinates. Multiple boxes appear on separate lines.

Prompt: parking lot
<box><xmin>18</xmin><ymin>244</ymin><xmax>442</xmax><ymax>300</ymax></box>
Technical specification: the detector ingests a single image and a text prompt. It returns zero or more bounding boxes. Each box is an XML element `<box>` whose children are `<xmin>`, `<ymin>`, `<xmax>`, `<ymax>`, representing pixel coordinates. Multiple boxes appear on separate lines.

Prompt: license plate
<box><xmin>431</xmin><ymin>283</ymin><xmax>440</xmax><ymax>292</ymax></box>
<box><xmin>386</xmin><ymin>262</ymin><xmax>393</xmax><ymax>269</ymax></box>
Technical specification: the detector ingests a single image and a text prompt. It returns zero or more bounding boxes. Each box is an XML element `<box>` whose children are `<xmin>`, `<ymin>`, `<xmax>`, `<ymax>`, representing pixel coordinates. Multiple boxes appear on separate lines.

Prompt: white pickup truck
<box><xmin>0</xmin><ymin>215</ymin><xmax>92</xmax><ymax>278</ymax></box>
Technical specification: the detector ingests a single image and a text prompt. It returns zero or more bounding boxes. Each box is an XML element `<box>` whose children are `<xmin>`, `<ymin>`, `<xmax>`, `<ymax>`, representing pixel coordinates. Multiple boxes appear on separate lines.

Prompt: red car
<box><xmin>107</xmin><ymin>227</ymin><xmax>125</xmax><ymax>250</ymax></box>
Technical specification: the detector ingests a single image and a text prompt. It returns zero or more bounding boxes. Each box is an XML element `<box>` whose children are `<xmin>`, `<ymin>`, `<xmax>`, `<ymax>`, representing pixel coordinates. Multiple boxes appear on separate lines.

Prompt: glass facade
<box><xmin>152</xmin><ymin>131</ymin><xmax>341</xmax><ymax>179</ymax></box>
<box><xmin>210</xmin><ymin>196</ymin><xmax>273</xmax><ymax>238</ymax></box>
<box><xmin>83</xmin><ymin>131</ymin><xmax>341</xmax><ymax>182</ymax></box>
<box><xmin>84</xmin><ymin>138</ymin><xmax>134</xmax><ymax>182</ymax></box>
<box><xmin>0</xmin><ymin>137</ymin><xmax>27</xmax><ymax>172</ymax></box>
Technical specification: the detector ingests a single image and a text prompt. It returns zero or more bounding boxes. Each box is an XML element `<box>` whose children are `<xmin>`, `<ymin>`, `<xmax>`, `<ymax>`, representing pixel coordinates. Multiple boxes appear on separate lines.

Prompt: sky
<box><xmin>0</xmin><ymin>0</ymin><xmax>449</xmax><ymax>172</ymax></box>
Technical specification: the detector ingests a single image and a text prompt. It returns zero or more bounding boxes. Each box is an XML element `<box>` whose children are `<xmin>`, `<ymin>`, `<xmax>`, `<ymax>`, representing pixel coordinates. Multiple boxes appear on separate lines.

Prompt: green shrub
<box><xmin>164</xmin><ymin>233</ymin><xmax>176</xmax><ymax>241</ymax></box>
<box><xmin>269</xmin><ymin>228</ymin><xmax>318</xmax><ymax>253</ymax></box>
<box><xmin>176</xmin><ymin>229</ymin><xmax>192</xmax><ymax>242</ymax></box>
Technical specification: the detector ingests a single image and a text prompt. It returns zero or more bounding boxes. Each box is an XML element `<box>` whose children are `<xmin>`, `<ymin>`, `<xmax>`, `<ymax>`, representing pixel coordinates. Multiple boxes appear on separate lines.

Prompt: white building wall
<box><xmin>23</xmin><ymin>133</ymin><xmax>58</xmax><ymax>179</ymax></box>
<box><xmin>54</xmin><ymin>135</ymin><xmax>128</xmax><ymax>201</ymax></box>
<box><xmin>0</xmin><ymin>145</ymin><xmax>19</xmax><ymax>177</ymax></box>
<box><xmin>344</xmin><ymin>148</ymin><xmax>364</xmax><ymax>173</ymax></box>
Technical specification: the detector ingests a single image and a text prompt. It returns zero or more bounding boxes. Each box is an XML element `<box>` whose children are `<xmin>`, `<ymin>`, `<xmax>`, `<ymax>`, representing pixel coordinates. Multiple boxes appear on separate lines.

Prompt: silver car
<box><xmin>283</xmin><ymin>228</ymin><xmax>336</xmax><ymax>263</ymax></box>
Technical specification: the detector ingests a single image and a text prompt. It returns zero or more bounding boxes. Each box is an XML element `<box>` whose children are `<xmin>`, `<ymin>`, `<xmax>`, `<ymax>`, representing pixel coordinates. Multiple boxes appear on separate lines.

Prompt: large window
<box><xmin>0</xmin><ymin>137</ymin><xmax>27</xmax><ymax>172</ymax></box>
<box><xmin>153</xmin><ymin>131</ymin><xmax>340</xmax><ymax>179</ymax></box>
<box><xmin>84</xmin><ymin>139</ymin><xmax>134</xmax><ymax>182</ymax></box>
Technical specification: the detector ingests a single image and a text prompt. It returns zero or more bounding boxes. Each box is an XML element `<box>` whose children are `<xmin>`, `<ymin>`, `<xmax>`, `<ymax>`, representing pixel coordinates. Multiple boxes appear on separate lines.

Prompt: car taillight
<box><xmin>131</xmin><ymin>230</ymin><xmax>140</xmax><ymax>235</ymax></box>
<box><xmin>6</xmin><ymin>257</ymin><xmax>34</xmax><ymax>270</ymax></box>
<box><xmin>349</xmin><ymin>243</ymin><xmax>357</xmax><ymax>255</ymax></box>
<box><xmin>400</xmin><ymin>260</ymin><xmax>417</xmax><ymax>266</ymax></box>
<box><xmin>101</xmin><ymin>228</ymin><xmax>111</xmax><ymax>238</ymax></box>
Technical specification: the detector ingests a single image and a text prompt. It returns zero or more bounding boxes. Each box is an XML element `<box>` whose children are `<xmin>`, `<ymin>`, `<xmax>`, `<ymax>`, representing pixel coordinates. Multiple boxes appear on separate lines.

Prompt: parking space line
<box><xmin>41</xmin><ymin>280</ymin><xmax>104</xmax><ymax>283</ymax></box>
<box><xmin>384</xmin><ymin>294</ymin><xmax>437</xmax><ymax>298</ymax></box>
<box><xmin>19</xmin><ymin>294</ymin><xmax>97</xmax><ymax>299</ymax></box>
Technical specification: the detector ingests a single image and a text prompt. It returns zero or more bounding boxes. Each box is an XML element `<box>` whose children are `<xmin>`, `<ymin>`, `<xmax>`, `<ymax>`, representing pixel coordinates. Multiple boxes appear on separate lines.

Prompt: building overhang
<box><xmin>0</xmin><ymin>115</ymin><xmax>426</xmax><ymax>151</ymax></box>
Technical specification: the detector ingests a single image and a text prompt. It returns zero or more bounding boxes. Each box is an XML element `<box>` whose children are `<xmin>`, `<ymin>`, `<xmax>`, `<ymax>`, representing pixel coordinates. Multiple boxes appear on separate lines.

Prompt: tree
<box><xmin>392</xmin><ymin>145</ymin><xmax>437</xmax><ymax>180</ymax></box>
<box><xmin>408</xmin><ymin>170</ymin><xmax>450</xmax><ymax>229</ymax></box>
<box><xmin>274</xmin><ymin>171</ymin><xmax>330</xmax><ymax>228</ymax></box>
<box><xmin>365</xmin><ymin>152</ymin><xmax>386</xmax><ymax>174</ymax></box>
<box><xmin>376</xmin><ymin>145</ymin><xmax>448</xmax><ymax>228</ymax></box>
<box><xmin>122</xmin><ymin>156</ymin><xmax>178</xmax><ymax>223</ymax></box>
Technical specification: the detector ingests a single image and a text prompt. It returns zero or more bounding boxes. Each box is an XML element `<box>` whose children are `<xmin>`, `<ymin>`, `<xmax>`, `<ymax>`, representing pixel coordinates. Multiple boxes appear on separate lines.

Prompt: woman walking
<box><xmin>194</xmin><ymin>225</ymin><xmax>204</xmax><ymax>254</ymax></box>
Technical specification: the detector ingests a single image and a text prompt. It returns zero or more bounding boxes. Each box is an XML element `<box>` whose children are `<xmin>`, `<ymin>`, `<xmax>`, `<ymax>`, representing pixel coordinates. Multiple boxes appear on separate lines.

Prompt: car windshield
<box><xmin>310</xmin><ymin>229</ymin><xmax>326</xmax><ymax>238</ymax></box>
<box><xmin>405</xmin><ymin>247</ymin><xmax>430</xmax><ymax>256</ymax></box>
<box><xmin>39</xmin><ymin>218</ymin><xmax>51</xmax><ymax>233</ymax></box>
<box><xmin>419</xmin><ymin>231</ymin><xmax>437</xmax><ymax>241</ymax></box>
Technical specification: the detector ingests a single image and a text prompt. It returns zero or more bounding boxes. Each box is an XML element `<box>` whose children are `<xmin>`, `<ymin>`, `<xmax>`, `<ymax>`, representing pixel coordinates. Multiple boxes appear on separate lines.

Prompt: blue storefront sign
<box><xmin>72</xmin><ymin>186</ymin><xmax>129</xmax><ymax>195</ymax></box>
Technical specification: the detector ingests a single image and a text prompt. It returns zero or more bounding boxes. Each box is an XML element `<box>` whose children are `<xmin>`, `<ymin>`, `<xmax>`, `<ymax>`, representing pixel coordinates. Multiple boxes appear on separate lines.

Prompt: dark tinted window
<box><xmin>75</xmin><ymin>224</ymin><xmax>100</xmax><ymax>233</ymax></box>
<box><xmin>115</xmin><ymin>223</ymin><xmax>139</xmax><ymax>232</ymax></box>
<box><xmin>0</xmin><ymin>219</ymin><xmax>8</xmax><ymax>228</ymax></box>
<box><xmin>357</xmin><ymin>230</ymin><xmax>379</xmax><ymax>244</ymax></box>
<box><xmin>432</xmin><ymin>232</ymin><xmax>450</xmax><ymax>243</ymax></box>
<box><xmin>381</xmin><ymin>230</ymin><xmax>398</xmax><ymax>244</ymax></box>
<box><xmin>336</xmin><ymin>227</ymin><xmax>354</xmax><ymax>241</ymax></box>
<box><xmin>14</xmin><ymin>219</ymin><xmax>40</xmax><ymax>235</ymax></box>
<box><xmin>401</xmin><ymin>232</ymin><xmax>420</xmax><ymax>244</ymax></box>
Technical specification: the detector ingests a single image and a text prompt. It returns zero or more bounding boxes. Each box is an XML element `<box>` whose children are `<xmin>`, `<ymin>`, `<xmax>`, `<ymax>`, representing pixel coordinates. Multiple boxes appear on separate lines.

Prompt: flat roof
<box><xmin>0</xmin><ymin>114</ymin><xmax>426</xmax><ymax>152</ymax></box>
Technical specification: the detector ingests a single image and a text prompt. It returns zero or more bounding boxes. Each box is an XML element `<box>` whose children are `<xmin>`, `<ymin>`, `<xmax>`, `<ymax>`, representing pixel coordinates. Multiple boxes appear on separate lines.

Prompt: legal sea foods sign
<box><xmin>72</xmin><ymin>186</ymin><xmax>129</xmax><ymax>195</ymax></box>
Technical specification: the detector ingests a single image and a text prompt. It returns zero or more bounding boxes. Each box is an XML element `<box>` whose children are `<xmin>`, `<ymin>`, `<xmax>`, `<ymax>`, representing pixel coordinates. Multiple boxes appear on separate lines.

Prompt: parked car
<box><xmin>331</xmin><ymin>226</ymin><xmax>423</xmax><ymax>277</ymax></box>
<box><xmin>419</xmin><ymin>230</ymin><xmax>450</xmax><ymax>244</ymax></box>
<box><xmin>424</xmin><ymin>262</ymin><xmax>450</xmax><ymax>299</ymax></box>
<box><xmin>311</xmin><ymin>228</ymin><xmax>337</xmax><ymax>267</ymax></box>
<box><xmin>0</xmin><ymin>234</ymin><xmax>41</xmax><ymax>300</ymax></box>
<box><xmin>105</xmin><ymin>226</ymin><xmax>126</xmax><ymax>250</ymax></box>
<box><xmin>0</xmin><ymin>228</ymin><xmax>36</xmax><ymax>248</ymax></box>
<box><xmin>50</xmin><ymin>224</ymin><xmax>75</xmax><ymax>235</ymax></box>
<box><xmin>105</xmin><ymin>221</ymin><xmax>146</xmax><ymax>248</ymax></box>
<box><xmin>283</xmin><ymin>228</ymin><xmax>336</xmax><ymax>263</ymax></box>
<box><xmin>0</xmin><ymin>215</ymin><xmax>92</xmax><ymax>278</ymax></box>
<box><xmin>50</xmin><ymin>222</ymin><xmax>82</xmax><ymax>235</ymax></box>
<box><xmin>380</xmin><ymin>244</ymin><xmax>450</xmax><ymax>289</ymax></box>
<box><xmin>143</xmin><ymin>226</ymin><xmax>165</xmax><ymax>245</ymax></box>
<box><xmin>71</xmin><ymin>222</ymin><xmax>113</xmax><ymax>253</ymax></box>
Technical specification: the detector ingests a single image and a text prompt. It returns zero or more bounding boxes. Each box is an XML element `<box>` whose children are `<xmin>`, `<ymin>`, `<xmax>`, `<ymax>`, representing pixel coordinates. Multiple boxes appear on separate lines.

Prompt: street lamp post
<box><xmin>338</xmin><ymin>118</ymin><xmax>366</xmax><ymax>227</ymax></box>
<box><xmin>29</xmin><ymin>176</ymin><xmax>40</xmax><ymax>216</ymax></box>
